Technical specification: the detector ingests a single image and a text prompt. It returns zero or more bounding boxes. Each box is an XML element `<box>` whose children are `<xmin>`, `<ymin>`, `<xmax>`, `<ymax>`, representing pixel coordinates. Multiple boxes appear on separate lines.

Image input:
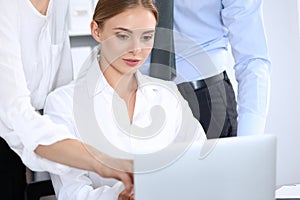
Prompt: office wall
<box><xmin>263</xmin><ymin>0</ymin><xmax>300</xmax><ymax>186</ymax></box>
<box><xmin>263</xmin><ymin>0</ymin><xmax>300</xmax><ymax>133</ymax></box>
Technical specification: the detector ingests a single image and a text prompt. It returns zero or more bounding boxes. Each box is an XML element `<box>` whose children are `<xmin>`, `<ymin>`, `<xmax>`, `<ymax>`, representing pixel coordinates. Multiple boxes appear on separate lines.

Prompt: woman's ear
<box><xmin>91</xmin><ymin>20</ymin><xmax>102</xmax><ymax>42</ymax></box>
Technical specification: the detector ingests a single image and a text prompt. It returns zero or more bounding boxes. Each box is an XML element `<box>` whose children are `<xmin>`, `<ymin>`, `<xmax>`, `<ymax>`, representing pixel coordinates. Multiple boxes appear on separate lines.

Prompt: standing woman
<box><xmin>0</xmin><ymin>0</ymin><xmax>132</xmax><ymax>199</ymax></box>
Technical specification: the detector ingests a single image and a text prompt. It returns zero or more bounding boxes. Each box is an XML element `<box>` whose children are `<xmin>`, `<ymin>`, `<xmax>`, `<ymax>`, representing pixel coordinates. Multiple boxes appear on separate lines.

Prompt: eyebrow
<box><xmin>113</xmin><ymin>27</ymin><xmax>155</xmax><ymax>34</ymax></box>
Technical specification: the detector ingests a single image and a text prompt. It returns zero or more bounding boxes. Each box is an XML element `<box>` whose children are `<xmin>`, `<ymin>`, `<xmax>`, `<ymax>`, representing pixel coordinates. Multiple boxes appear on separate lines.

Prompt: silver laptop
<box><xmin>134</xmin><ymin>135</ymin><xmax>276</xmax><ymax>200</ymax></box>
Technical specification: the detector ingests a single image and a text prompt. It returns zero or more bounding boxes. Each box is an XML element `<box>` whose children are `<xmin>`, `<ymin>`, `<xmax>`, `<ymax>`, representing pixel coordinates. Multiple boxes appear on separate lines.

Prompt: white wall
<box><xmin>263</xmin><ymin>0</ymin><xmax>300</xmax><ymax>186</ymax></box>
<box><xmin>262</xmin><ymin>0</ymin><xmax>300</xmax><ymax>187</ymax></box>
<box><xmin>263</xmin><ymin>0</ymin><xmax>300</xmax><ymax>133</ymax></box>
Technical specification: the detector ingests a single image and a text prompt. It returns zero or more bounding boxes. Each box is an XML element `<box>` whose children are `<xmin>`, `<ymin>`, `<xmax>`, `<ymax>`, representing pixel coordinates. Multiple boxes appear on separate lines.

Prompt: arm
<box><xmin>221</xmin><ymin>0</ymin><xmax>271</xmax><ymax>136</ymax></box>
<box><xmin>36</xmin><ymin>140</ymin><xmax>133</xmax><ymax>188</ymax></box>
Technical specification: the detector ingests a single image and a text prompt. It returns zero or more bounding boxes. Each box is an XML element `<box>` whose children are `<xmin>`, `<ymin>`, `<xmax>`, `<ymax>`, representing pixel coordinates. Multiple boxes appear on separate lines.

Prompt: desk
<box><xmin>276</xmin><ymin>184</ymin><xmax>300</xmax><ymax>199</ymax></box>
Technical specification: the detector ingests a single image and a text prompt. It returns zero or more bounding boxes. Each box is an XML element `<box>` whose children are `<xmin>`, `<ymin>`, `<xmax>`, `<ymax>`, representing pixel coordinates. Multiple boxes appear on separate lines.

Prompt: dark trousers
<box><xmin>0</xmin><ymin>137</ymin><xmax>26</xmax><ymax>200</ymax></box>
<box><xmin>177</xmin><ymin>72</ymin><xmax>238</xmax><ymax>139</ymax></box>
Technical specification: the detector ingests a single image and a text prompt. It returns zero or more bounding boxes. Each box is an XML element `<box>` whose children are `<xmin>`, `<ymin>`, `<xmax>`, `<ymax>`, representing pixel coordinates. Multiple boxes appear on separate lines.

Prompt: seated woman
<box><xmin>44</xmin><ymin>0</ymin><xmax>206</xmax><ymax>199</ymax></box>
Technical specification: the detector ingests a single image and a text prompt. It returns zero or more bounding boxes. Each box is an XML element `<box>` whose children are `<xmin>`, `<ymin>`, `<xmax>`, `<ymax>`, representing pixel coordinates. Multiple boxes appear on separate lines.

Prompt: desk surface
<box><xmin>276</xmin><ymin>184</ymin><xmax>300</xmax><ymax>199</ymax></box>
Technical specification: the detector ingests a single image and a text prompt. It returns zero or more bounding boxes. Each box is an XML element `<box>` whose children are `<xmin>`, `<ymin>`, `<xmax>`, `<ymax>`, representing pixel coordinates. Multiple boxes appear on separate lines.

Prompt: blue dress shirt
<box><xmin>141</xmin><ymin>0</ymin><xmax>271</xmax><ymax>136</ymax></box>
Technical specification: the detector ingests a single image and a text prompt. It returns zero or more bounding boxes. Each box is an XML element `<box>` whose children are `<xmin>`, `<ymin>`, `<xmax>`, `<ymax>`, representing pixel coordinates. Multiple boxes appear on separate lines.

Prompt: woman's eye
<box><xmin>116</xmin><ymin>33</ymin><xmax>130</xmax><ymax>40</ymax></box>
<box><xmin>142</xmin><ymin>34</ymin><xmax>154</xmax><ymax>42</ymax></box>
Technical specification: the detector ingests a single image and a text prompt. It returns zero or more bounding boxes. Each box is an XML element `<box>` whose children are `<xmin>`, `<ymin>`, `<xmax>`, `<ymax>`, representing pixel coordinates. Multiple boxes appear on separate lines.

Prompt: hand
<box><xmin>86</xmin><ymin>144</ymin><xmax>134</xmax><ymax>188</ymax></box>
<box><xmin>118</xmin><ymin>184</ymin><xmax>134</xmax><ymax>200</ymax></box>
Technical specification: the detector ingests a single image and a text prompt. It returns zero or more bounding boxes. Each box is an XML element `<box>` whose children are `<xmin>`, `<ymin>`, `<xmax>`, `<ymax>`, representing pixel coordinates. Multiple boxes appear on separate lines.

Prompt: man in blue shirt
<box><xmin>141</xmin><ymin>0</ymin><xmax>270</xmax><ymax>138</ymax></box>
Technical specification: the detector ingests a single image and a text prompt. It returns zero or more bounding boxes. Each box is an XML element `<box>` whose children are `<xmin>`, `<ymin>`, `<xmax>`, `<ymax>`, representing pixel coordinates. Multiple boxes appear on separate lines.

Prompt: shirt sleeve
<box><xmin>0</xmin><ymin>0</ymin><xmax>75</xmax><ymax>173</ymax></box>
<box><xmin>221</xmin><ymin>0</ymin><xmax>271</xmax><ymax>136</ymax></box>
<box><xmin>50</xmin><ymin>168</ymin><xmax>123</xmax><ymax>200</ymax></box>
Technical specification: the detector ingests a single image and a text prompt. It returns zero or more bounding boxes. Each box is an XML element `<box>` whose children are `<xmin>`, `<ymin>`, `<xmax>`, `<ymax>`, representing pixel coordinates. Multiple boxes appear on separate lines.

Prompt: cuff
<box><xmin>237</xmin><ymin>113</ymin><xmax>267</xmax><ymax>136</ymax></box>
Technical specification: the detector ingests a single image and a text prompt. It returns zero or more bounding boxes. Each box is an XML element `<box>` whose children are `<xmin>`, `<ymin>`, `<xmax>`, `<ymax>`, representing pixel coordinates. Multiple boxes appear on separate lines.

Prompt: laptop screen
<box><xmin>134</xmin><ymin>135</ymin><xmax>276</xmax><ymax>200</ymax></box>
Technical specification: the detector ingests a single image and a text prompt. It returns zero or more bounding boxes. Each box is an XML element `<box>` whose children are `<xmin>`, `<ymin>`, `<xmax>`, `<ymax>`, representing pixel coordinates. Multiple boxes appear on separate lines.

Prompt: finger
<box><xmin>129</xmin><ymin>190</ymin><xmax>134</xmax><ymax>200</ymax></box>
<box><xmin>118</xmin><ymin>186</ymin><xmax>133</xmax><ymax>200</ymax></box>
<box><xmin>129</xmin><ymin>186</ymin><xmax>134</xmax><ymax>196</ymax></box>
<box><xmin>130</xmin><ymin>192</ymin><xmax>135</xmax><ymax>200</ymax></box>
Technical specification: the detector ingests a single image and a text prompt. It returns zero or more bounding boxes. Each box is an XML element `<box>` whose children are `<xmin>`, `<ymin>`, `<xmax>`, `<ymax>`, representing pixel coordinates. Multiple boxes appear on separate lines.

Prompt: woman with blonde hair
<box><xmin>44</xmin><ymin>0</ymin><xmax>206</xmax><ymax>199</ymax></box>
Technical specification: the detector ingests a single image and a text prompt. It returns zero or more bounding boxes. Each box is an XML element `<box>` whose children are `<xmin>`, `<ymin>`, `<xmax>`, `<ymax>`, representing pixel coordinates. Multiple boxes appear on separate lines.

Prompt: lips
<box><xmin>122</xmin><ymin>58</ymin><xmax>140</xmax><ymax>67</ymax></box>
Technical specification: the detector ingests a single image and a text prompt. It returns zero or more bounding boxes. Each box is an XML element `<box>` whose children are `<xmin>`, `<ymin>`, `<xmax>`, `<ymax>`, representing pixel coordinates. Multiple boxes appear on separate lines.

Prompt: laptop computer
<box><xmin>134</xmin><ymin>135</ymin><xmax>276</xmax><ymax>200</ymax></box>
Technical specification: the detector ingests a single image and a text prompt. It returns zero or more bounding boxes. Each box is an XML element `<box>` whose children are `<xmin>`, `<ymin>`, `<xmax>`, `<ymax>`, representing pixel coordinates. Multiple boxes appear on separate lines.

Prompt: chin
<box><xmin>123</xmin><ymin>67</ymin><xmax>139</xmax><ymax>75</ymax></box>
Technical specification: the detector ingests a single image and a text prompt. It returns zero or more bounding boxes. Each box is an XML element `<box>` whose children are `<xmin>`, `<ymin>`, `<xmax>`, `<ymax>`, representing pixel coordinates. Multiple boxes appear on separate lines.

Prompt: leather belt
<box><xmin>188</xmin><ymin>71</ymin><xmax>229</xmax><ymax>90</ymax></box>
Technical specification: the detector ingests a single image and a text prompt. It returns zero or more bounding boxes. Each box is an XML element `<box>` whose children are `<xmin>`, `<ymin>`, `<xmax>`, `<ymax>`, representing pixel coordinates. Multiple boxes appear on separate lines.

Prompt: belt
<box><xmin>189</xmin><ymin>71</ymin><xmax>229</xmax><ymax>90</ymax></box>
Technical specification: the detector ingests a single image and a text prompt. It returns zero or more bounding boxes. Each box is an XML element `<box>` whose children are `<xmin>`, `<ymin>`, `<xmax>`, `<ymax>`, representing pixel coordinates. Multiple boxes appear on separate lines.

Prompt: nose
<box><xmin>132</xmin><ymin>47</ymin><xmax>142</xmax><ymax>56</ymax></box>
<box><xmin>130</xmin><ymin>39</ymin><xmax>142</xmax><ymax>55</ymax></box>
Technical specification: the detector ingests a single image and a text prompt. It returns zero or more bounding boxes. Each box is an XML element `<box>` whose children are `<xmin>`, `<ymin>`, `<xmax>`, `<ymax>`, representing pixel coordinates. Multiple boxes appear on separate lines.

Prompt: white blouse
<box><xmin>0</xmin><ymin>0</ymin><xmax>75</xmax><ymax>173</ymax></box>
<box><xmin>44</xmin><ymin>49</ymin><xmax>206</xmax><ymax>199</ymax></box>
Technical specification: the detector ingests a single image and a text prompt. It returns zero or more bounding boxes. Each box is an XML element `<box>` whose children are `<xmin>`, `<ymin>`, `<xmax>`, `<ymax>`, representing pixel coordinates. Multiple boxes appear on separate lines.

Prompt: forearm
<box><xmin>236</xmin><ymin>59</ymin><xmax>270</xmax><ymax>136</ymax></box>
<box><xmin>35</xmin><ymin>139</ymin><xmax>133</xmax><ymax>188</ymax></box>
<box><xmin>35</xmin><ymin>139</ymin><xmax>96</xmax><ymax>172</ymax></box>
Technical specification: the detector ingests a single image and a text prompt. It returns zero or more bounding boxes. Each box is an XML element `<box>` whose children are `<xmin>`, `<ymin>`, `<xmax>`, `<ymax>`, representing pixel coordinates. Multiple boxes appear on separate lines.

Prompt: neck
<box><xmin>112</xmin><ymin>72</ymin><xmax>137</xmax><ymax>100</ymax></box>
<box><xmin>102</xmin><ymin>66</ymin><xmax>137</xmax><ymax>98</ymax></box>
<box><xmin>100</xmin><ymin>62</ymin><xmax>138</xmax><ymax>122</ymax></box>
<box><xmin>30</xmin><ymin>0</ymin><xmax>50</xmax><ymax>15</ymax></box>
